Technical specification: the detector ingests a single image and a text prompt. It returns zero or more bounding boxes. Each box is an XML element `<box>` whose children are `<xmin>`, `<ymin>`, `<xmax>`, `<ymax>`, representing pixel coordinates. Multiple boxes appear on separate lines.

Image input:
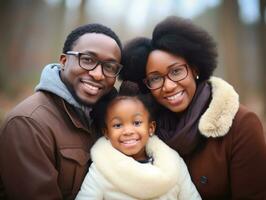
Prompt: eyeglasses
<box><xmin>143</xmin><ymin>64</ymin><xmax>188</xmax><ymax>90</ymax></box>
<box><xmin>66</xmin><ymin>51</ymin><xmax>123</xmax><ymax>78</ymax></box>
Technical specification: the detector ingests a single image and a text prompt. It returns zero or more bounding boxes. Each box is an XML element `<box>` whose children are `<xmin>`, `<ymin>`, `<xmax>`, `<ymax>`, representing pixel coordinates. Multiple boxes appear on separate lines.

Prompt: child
<box><xmin>75</xmin><ymin>94</ymin><xmax>201</xmax><ymax>200</ymax></box>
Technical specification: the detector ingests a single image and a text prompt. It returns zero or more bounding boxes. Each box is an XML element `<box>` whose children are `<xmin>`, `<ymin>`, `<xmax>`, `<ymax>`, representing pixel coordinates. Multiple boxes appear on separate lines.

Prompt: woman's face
<box><xmin>146</xmin><ymin>50</ymin><xmax>197</xmax><ymax>113</ymax></box>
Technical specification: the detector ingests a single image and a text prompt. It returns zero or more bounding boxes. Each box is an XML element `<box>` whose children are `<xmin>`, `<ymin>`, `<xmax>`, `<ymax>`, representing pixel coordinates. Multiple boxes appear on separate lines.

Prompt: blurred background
<box><xmin>0</xmin><ymin>0</ymin><xmax>265</xmax><ymax>130</ymax></box>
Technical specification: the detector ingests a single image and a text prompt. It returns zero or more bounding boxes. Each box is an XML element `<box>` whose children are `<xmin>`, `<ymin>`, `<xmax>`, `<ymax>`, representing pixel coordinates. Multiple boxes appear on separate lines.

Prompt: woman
<box><xmin>119</xmin><ymin>16</ymin><xmax>266</xmax><ymax>199</ymax></box>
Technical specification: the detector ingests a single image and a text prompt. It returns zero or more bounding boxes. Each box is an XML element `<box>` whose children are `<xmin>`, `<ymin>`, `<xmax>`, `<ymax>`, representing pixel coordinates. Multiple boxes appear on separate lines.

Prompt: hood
<box><xmin>35</xmin><ymin>64</ymin><xmax>83</xmax><ymax>109</ymax></box>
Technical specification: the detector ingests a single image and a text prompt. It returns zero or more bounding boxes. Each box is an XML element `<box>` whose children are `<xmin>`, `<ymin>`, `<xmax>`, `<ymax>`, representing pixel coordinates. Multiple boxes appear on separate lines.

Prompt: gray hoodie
<box><xmin>35</xmin><ymin>63</ymin><xmax>83</xmax><ymax>109</ymax></box>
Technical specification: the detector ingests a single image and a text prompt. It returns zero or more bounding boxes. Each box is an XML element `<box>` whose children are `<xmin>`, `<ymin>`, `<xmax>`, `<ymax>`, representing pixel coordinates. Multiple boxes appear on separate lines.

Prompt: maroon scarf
<box><xmin>156</xmin><ymin>81</ymin><xmax>211</xmax><ymax>156</ymax></box>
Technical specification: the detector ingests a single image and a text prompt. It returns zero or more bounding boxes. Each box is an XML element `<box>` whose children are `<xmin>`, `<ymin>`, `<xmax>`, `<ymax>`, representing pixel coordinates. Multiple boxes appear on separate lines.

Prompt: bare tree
<box><xmin>258</xmin><ymin>0</ymin><xmax>266</xmax><ymax>119</ymax></box>
<box><xmin>218</xmin><ymin>0</ymin><xmax>244</xmax><ymax>99</ymax></box>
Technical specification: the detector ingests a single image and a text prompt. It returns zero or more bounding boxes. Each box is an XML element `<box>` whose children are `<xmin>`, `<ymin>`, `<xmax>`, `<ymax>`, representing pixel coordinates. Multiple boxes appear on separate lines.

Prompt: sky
<box><xmin>44</xmin><ymin>0</ymin><xmax>263</xmax><ymax>30</ymax></box>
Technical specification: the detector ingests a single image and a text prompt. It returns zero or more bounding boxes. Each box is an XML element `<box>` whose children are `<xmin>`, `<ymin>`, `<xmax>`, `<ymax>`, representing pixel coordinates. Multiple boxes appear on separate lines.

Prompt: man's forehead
<box><xmin>73</xmin><ymin>33</ymin><xmax>121</xmax><ymax>60</ymax></box>
<box><xmin>75</xmin><ymin>33</ymin><xmax>118</xmax><ymax>46</ymax></box>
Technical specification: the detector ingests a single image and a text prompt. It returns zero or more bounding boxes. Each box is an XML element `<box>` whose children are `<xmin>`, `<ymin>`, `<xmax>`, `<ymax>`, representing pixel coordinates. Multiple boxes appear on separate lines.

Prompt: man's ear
<box><xmin>60</xmin><ymin>54</ymin><xmax>67</xmax><ymax>66</ymax></box>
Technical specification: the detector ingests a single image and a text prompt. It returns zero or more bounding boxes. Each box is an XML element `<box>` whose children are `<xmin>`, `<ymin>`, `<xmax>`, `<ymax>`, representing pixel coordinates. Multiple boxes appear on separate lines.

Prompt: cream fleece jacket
<box><xmin>76</xmin><ymin>136</ymin><xmax>201</xmax><ymax>200</ymax></box>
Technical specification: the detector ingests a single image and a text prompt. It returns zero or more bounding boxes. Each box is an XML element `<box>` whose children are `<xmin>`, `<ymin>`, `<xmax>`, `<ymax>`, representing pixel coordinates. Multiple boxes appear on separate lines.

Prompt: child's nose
<box><xmin>122</xmin><ymin>126</ymin><xmax>134</xmax><ymax>135</ymax></box>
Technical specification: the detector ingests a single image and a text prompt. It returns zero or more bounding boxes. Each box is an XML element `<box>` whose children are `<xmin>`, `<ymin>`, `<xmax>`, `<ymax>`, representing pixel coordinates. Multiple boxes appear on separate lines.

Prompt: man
<box><xmin>0</xmin><ymin>23</ymin><xmax>122</xmax><ymax>199</ymax></box>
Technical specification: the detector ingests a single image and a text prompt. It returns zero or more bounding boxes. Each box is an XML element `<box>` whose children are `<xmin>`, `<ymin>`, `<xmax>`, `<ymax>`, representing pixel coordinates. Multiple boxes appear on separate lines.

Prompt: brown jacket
<box><xmin>166</xmin><ymin>77</ymin><xmax>266</xmax><ymax>199</ymax></box>
<box><xmin>0</xmin><ymin>92</ymin><xmax>95</xmax><ymax>200</ymax></box>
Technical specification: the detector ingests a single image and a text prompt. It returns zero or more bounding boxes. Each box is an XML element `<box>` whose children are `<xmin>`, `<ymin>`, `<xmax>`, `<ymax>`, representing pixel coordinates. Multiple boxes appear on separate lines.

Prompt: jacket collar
<box><xmin>62</xmin><ymin>99</ymin><xmax>90</xmax><ymax>131</ymax></box>
<box><xmin>199</xmin><ymin>77</ymin><xmax>239</xmax><ymax>137</ymax></box>
<box><xmin>91</xmin><ymin>136</ymin><xmax>181</xmax><ymax>199</ymax></box>
<box><xmin>50</xmin><ymin>95</ymin><xmax>90</xmax><ymax>131</ymax></box>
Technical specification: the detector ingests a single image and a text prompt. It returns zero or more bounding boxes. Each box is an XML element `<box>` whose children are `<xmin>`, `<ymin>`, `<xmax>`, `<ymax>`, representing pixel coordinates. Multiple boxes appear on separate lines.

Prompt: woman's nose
<box><xmin>162</xmin><ymin>77</ymin><xmax>177</xmax><ymax>92</ymax></box>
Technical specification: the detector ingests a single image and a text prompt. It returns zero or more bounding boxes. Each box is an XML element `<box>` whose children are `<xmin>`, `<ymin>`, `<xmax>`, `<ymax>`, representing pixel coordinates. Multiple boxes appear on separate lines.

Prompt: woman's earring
<box><xmin>149</xmin><ymin>133</ymin><xmax>153</xmax><ymax>137</ymax></box>
<box><xmin>196</xmin><ymin>75</ymin><xmax>199</xmax><ymax>80</ymax></box>
<box><xmin>61</xmin><ymin>65</ymin><xmax>65</xmax><ymax>71</ymax></box>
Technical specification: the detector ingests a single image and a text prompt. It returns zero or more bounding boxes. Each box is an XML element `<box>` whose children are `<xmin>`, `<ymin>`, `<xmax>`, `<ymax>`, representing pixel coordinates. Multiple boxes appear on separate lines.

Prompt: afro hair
<box><xmin>152</xmin><ymin>16</ymin><xmax>217</xmax><ymax>81</ymax></box>
<box><xmin>120</xmin><ymin>16</ymin><xmax>218</xmax><ymax>84</ymax></box>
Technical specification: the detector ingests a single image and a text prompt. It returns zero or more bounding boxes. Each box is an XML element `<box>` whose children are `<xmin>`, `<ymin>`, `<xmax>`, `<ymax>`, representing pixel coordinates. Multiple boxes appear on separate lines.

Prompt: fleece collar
<box><xmin>91</xmin><ymin>136</ymin><xmax>181</xmax><ymax>199</ymax></box>
<box><xmin>199</xmin><ymin>77</ymin><xmax>239</xmax><ymax>137</ymax></box>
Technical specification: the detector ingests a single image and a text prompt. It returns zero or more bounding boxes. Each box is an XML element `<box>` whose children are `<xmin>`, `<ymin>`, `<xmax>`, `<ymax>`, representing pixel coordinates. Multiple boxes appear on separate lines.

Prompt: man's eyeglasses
<box><xmin>66</xmin><ymin>51</ymin><xmax>123</xmax><ymax>78</ymax></box>
<box><xmin>143</xmin><ymin>64</ymin><xmax>189</xmax><ymax>90</ymax></box>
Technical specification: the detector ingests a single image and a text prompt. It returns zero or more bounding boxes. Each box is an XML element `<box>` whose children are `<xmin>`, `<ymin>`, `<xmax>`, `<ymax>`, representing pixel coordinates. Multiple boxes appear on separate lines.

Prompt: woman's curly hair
<box><xmin>119</xmin><ymin>16</ymin><xmax>218</xmax><ymax>86</ymax></box>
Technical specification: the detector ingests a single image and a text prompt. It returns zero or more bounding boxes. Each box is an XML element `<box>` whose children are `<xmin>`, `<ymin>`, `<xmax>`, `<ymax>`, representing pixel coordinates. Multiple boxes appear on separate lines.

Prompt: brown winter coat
<box><xmin>165</xmin><ymin>77</ymin><xmax>266</xmax><ymax>199</ymax></box>
<box><xmin>0</xmin><ymin>92</ymin><xmax>95</xmax><ymax>200</ymax></box>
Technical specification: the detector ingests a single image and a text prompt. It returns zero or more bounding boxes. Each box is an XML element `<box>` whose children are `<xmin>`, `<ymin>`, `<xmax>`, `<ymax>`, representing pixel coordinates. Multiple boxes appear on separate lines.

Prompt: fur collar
<box><xmin>91</xmin><ymin>136</ymin><xmax>181</xmax><ymax>199</ymax></box>
<box><xmin>199</xmin><ymin>77</ymin><xmax>239</xmax><ymax>137</ymax></box>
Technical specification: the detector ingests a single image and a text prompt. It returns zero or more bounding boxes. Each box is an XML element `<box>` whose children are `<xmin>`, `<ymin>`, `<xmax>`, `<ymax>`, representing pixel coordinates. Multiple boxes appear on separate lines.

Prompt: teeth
<box><xmin>166</xmin><ymin>91</ymin><xmax>183</xmax><ymax>100</ymax></box>
<box><xmin>122</xmin><ymin>139</ymin><xmax>139</xmax><ymax>144</ymax></box>
<box><xmin>123</xmin><ymin>140</ymin><xmax>137</xmax><ymax>144</ymax></box>
<box><xmin>83</xmin><ymin>82</ymin><xmax>99</xmax><ymax>91</ymax></box>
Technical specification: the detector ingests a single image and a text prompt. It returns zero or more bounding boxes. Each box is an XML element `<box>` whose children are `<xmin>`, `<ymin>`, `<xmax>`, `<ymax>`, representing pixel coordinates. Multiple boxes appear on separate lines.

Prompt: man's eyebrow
<box><xmin>80</xmin><ymin>51</ymin><xmax>96</xmax><ymax>56</ymax></box>
<box><xmin>81</xmin><ymin>51</ymin><xmax>118</xmax><ymax>62</ymax></box>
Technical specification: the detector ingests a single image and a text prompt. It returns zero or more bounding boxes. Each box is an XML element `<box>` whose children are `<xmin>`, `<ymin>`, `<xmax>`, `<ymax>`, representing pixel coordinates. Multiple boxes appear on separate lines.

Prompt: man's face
<box><xmin>60</xmin><ymin>33</ymin><xmax>121</xmax><ymax>106</ymax></box>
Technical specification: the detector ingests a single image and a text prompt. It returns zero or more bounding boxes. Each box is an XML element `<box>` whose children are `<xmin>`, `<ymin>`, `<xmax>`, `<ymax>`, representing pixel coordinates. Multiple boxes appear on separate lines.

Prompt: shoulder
<box><xmin>209</xmin><ymin>104</ymin><xmax>266</xmax><ymax>160</ymax></box>
<box><xmin>87</xmin><ymin>163</ymin><xmax>109</xmax><ymax>184</ymax></box>
<box><xmin>230</xmin><ymin>104</ymin><xmax>265</xmax><ymax>142</ymax></box>
<box><xmin>234</xmin><ymin>104</ymin><xmax>263</xmax><ymax>125</ymax></box>
<box><xmin>2</xmin><ymin>91</ymin><xmax>62</xmax><ymax>125</ymax></box>
<box><xmin>0</xmin><ymin>91</ymin><xmax>66</xmax><ymax>140</ymax></box>
<box><xmin>4</xmin><ymin>91</ymin><xmax>57</xmax><ymax>119</ymax></box>
<box><xmin>76</xmin><ymin>163</ymin><xmax>111</xmax><ymax>200</ymax></box>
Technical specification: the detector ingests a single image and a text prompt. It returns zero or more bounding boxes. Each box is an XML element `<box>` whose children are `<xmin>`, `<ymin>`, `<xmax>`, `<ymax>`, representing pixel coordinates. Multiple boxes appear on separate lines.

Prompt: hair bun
<box><xmin>119</xmin><ymin>37</ymin><xmax>152</xmax><ymax>82</ymax></box>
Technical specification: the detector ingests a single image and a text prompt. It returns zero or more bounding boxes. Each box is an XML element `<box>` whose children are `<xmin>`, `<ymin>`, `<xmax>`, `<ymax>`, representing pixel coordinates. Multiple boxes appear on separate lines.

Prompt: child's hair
<box><xmin>91</xmin><ymin>88</ymin><xmax>156</xmax><ymax>137</ymax></box>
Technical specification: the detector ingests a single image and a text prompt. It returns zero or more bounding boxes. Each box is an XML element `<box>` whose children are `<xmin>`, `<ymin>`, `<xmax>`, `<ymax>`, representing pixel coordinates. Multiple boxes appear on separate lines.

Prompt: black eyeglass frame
<box><xmin>143</xmin><ymin>64</ymin><xmax>189</xmax><ymax>90</ymax></box>
<box><xmin>66</xmin><ymin>51</ymin><xmax>123</xmax><ymax>78</ymax></box>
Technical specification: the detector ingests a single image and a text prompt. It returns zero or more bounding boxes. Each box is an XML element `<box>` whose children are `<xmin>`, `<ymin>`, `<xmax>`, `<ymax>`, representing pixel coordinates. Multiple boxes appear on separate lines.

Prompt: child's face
<box><xmin>104</xmin><ymin>98</ymin><xmax>156</xmax><ymax>161</ymax></box>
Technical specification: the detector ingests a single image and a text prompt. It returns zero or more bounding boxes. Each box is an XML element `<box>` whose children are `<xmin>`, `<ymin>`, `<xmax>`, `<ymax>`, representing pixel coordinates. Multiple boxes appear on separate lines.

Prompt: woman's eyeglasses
<box><xmin>144</xmin><ymin>64</ymin><xmax>188</xmax><ymax>90</ymax></box>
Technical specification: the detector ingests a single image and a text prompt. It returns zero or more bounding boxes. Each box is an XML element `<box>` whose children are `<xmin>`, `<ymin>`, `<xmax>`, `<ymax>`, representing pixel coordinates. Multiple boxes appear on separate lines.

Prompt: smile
<box><xmin>81</xmin><ymin>79</ymin><xmax>102</xmax><ymax>95</ymax></box>
<box><xmin>165</xmin><ymin>90</ymin><xmax>184</xmax><ymax>101</ymax></box>
<box><xmin>83</xmin><ymin>82</ymin><xmax>99</xmax><ymax>91</ymax></box>
<box><xmin>121</xmin><ymin>139</ymin><xmax>139</xmax><ymax>147</ymax></box>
